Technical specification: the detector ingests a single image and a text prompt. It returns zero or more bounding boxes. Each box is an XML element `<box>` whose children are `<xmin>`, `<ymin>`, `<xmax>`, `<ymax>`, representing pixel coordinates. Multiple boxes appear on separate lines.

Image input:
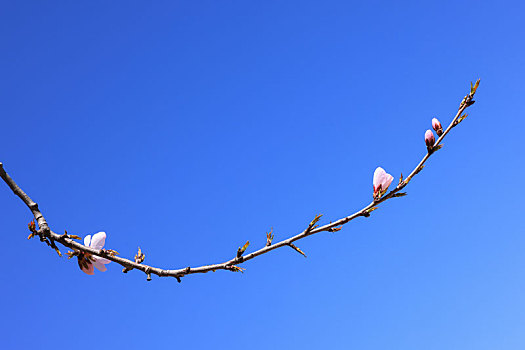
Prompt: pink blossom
<box><xmin>373</xmin><ymin>167</ymin><xmax>394</xmax><ymax>199</ymax></box>
<box><xmin>425</xmin><ymin>129</ymin><xmax>435</xmax><ymax>148</ymax></box>
<box><xmin>79</xmin><ymin>232</ymin><xmax>111</xmax><ymax>275</ymax></box>
<box><xmin>432</xmin><ymin>118</ymin><xmax>443</xmax><ymax>136</ymax></box>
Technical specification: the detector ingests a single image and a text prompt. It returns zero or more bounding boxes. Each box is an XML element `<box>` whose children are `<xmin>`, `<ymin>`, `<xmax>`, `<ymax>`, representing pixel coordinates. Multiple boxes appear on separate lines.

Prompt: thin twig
<box><xmin>0</xmin><ymin>80</ymin><xmax>480</xmax><ymax>282</ymax></box>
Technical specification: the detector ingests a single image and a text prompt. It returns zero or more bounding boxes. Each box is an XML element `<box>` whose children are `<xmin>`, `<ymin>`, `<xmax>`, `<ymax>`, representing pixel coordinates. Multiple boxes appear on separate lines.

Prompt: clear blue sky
<box><xmin>1</xmin><ymin>1</ymin><xmax>524</xmax><ymax>349</ymax></box>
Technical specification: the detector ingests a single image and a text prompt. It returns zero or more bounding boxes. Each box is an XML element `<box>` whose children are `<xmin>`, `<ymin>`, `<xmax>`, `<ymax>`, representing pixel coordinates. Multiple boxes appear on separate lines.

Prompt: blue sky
<box><xmin>1</xmin><ymin>1</ymin><xmax>524</xmax><ymax>349</ymax></box>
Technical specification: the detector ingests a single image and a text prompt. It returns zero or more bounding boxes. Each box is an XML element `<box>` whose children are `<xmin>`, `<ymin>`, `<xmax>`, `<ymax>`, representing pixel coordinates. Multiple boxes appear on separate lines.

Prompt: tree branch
<box><xmin>0</xmin><ymin>80</ymin><xmax>480</xmax><ymax>282</ymax></box>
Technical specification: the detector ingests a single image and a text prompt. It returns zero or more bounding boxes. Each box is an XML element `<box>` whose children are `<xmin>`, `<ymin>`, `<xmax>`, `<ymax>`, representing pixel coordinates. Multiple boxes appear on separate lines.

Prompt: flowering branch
<box><xmin>0</xmin><ymin>80</ymin><xmax>480</xmax><ymax>283</ymax></box>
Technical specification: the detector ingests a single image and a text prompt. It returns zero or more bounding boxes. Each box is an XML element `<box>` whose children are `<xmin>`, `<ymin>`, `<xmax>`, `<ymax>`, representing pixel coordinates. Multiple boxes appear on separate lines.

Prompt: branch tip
<box><xmin>471</xmin><ymin>79</ymin><xmax>481</xmax><ymax>95</ymax></box>
<box><xmin>288</xmin><ymin>243</ymin><xmax>307</xmax><ymax>258</ymax></box>
<box><xmin>236</xmin><ymin>241</ymin><xmax>250</xmax><ymax>258</ymax></box>
<box><xmin>134</xmin><ymin>247</ymin><xmax>145</xmax><ymax>264</ymax></box>
<box><xmin>266</xmin><ymin>228</ymin><xmax>274</xmax><ymax>246</ymax></box>
<box><xmin>306</xmin><ymin>214</ymin><xmax>323</xmax><ymax>233</ymax></box>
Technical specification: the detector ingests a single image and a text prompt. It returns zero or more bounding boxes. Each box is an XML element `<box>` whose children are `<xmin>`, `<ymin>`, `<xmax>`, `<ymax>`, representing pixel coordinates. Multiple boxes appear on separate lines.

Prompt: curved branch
<box><xmin>0</xmin><ymin>80</ymin><xmax>480</xmax><ymax>282</ymax></box>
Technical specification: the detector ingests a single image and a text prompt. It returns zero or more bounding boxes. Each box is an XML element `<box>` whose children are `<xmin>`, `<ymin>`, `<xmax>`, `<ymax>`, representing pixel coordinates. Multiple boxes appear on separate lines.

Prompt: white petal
<box><xmin>383</xmin><ymin>173</ymin><xmax>394</xmax><ymax>190</ymax></box>
<box><xmin>90</xmin><ymin>232</ymin><xmax>106</xmax><ymax>249</ymax></box>
<box><xmin>373</xmin><ymin>167</ymin><xmax>386</xmax><ymax>188</ymax></box>
<box><xmin>92</xmin><ymin>256</ymin><xmax>111</xmax><ymax>264</ymax></box>
<box><xmin>93</xmin><ymin>260</ymin><xmax>107</xmax><ymax>272</ymax></box>
<box><xmin>84</xmin><ymin>235</ymin><xmax>91</xmax><ymax>247</ymax></box>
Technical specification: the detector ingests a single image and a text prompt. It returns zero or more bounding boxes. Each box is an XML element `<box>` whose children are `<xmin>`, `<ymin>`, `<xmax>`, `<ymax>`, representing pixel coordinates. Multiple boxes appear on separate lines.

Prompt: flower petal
<box><xmin>373</xmin><ymin>167</ymin><xmax>386</xmax><ymax>189</ymax></box>
<box><xmin>93</xmin><ymin>260</ymin><xmax>107</xmax><ymax>272</ymax></box>
<box><xmin>383</xmin><ymin>173</ymin><xmax>394</xmax><ymax>190</ymax></box>
<box><xmin>83</xmin><ymin>235</ymin><xmax>91</xmax><ymax>247</ymax></box>
<box><xmin>90</xmin><ymin>232</ymin><xmax>106</xmax><ymax>250</ymax></box>
<box><xmin>92</xmin><ymin>256</ymin><xmax>111</xmax><ymax>265</ymax></box>
<box><xmin>81</xmin><ymin>262</ymin><xmax>95</xmax><ymax>275</ymax></box>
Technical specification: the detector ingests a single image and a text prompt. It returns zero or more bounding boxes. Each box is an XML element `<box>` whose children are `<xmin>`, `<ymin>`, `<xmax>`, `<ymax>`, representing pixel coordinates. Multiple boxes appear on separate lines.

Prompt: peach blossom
<box><xmin>80</xmin><ymin>232</ymin><xmax>111</xmax><ymax>275</ymax></box>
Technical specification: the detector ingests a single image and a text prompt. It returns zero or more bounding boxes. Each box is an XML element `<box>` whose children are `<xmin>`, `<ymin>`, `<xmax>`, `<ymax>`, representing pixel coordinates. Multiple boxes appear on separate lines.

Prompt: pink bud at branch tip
<box><xmin>425</xmin><ymin>129</ymin><xmax>435</xmax><ymax>149</ymax></box>
<box><xmin>373</xmin><ymin>167</ymin><xmax>394</xmax><ymax>199</ymax></box>
<box><xmin>432</xmin><ymin>118</ymin><xmax>443</xmax><ymax>136</ymax></box>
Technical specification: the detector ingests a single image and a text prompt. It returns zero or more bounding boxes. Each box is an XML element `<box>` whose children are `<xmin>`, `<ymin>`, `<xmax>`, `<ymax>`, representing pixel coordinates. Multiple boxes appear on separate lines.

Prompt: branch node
<box><xmin>392</xmin><ymin>192</ymin><xmax>407</xmax><ymax>198</ymax></box>
<box><xmin>61</xmin><ymin>230</ymin><xmax>81</xmax><ymax>241</ymax></box>
<box><xmin>327</xmin><ymin>226</ymin><xmax>342</xmax><ymax>233</ymax></box>
<box><xmin>144</xmin><ymin>267</ymin><xmax>152</xmax><ymax>281</ymax></box>
<box><xmin>414</xmin><ymin>164</ymin><xmax>425</xmax><ymax>175</ymax></box>
<box><xmin>362</xmin><ymin>207</ymin><xmax>378</xmax><ymax>217</ymax></box>
<box><xmin>305</xmin><ymin>214</ymin><xmax>322</xmax><ymax>234</ymax></box>
<box><xmin>226</xmin><ymin>265</ymin><xmax>246</xmax><ymax>273</ymax></box>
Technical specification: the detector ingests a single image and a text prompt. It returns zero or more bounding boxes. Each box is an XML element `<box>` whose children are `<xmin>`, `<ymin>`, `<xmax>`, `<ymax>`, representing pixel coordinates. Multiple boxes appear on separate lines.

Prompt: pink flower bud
<box><xmin>425</xmin><ymin>129</ymin><xmax>435</xmax><ymax>148</ymax></box>
<box><xmin>373</xmin><ymin>167</ymin><xmax>394</xmax><ymax>199</ymax></box>
<box><xmin>432</xmin><ymin>117</ymin><xmax>443</xmax><ymax>136</ymax></box>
